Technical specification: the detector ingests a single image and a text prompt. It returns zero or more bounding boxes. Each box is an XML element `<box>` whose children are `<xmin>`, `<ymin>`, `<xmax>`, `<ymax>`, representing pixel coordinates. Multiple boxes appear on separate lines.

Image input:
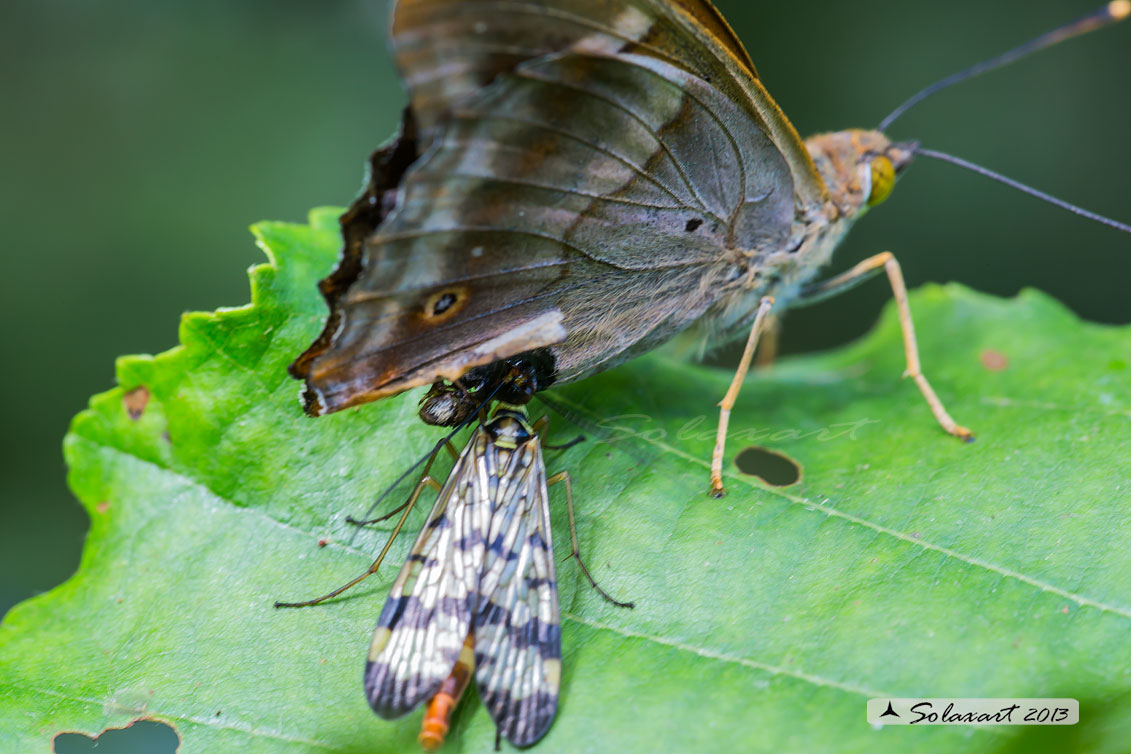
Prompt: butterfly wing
<box><xmin>392</xmin><ymin>0</ymin><xmax>756</xmax><ymax>133</ymax></box>
<box><xmin>364</xmin><ymin>426</ymin><xmax>492</xmax><ymax>718</ymax></box>
<box><xmin>299</xmin><ymin>51</ymin><xmax>797</xmax><ymax>412</ymax></box>
<box><xmin>472</xmin><ymin>434</ymin><xmax>561</xmax><ymax>747</ymax></box>
<box><xmin>391</xmin><ymin>0</ymin><xmax>826</xmax><ymax>204</ymax></box>
<box><xmin>294</xmin><ymin>0</ymin><xmax>831</xmax><ymax>414</ymax></box>
<box><xmin>290</xmin><ymin>108</ymin><xmax>419</xmax><ymax>389</ymax></box>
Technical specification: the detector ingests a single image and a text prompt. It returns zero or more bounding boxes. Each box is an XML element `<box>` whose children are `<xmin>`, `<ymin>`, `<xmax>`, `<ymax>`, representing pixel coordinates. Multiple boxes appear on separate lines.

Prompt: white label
<box><xmin>867</xmin><ymin>698</ymin><xmax>1078</xmax><ymax>726</ymax></box>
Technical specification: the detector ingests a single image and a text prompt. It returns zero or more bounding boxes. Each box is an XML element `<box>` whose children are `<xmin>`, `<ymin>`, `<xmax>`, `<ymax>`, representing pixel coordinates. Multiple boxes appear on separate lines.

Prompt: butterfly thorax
<box><xmin>778</xmin><ymin>130</ymin><xmax>914</xmax><ymax>290</ymax></box>
<box><xmin>702</xmin><ymin>130</ymin><xmax>914</xmax><ymax>346</ymax></box>
<box><xmin>780</xmin><ymin>129</ymin><xmax>915</xmax><ymax>292</ymax></box>
<box><xmin>766</xmin><ymin>129</ymin><xmax>914</xmax><ymax>299</ymax></box>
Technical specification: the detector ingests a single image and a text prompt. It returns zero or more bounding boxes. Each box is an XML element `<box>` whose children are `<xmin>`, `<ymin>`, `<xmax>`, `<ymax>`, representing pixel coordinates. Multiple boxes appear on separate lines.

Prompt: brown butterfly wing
<box><xmin>289</xmin><ymin>108</ymin><xmax>419</xmax><ymax>389</ymax></box>
<box><xmin>391</xmin><ymin>0</ymin><xmax>826</xmax><ymax>204</ymax></box>
<box><xmin>293</xmin><ymin>1</ymin><xmax>831</xmax><ymax>415</ymax></box>
<box><xmin>392</xmin><ymin>0</ymin><xmax>758</xmax><ymax>132</ymax></box>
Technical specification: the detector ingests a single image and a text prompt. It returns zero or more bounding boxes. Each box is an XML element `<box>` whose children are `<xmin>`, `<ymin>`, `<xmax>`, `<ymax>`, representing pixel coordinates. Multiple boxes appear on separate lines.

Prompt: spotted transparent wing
<box><xmin>363</xmin><ymin>426</ymin><xmax>492</xmax><ymax>718</ymax></box>
<box><xmin>472</xmin><ymin>436</ymin><xmax>562</xmax><ymax>747</ymax></box>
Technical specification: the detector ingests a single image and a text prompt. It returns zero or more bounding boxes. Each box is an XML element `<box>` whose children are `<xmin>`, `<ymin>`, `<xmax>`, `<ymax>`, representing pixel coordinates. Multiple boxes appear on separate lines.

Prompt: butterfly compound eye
<box><xmin>866</xmin><ymin>156</ymin><xmax>896</xmax><ymax>206</ymax></box>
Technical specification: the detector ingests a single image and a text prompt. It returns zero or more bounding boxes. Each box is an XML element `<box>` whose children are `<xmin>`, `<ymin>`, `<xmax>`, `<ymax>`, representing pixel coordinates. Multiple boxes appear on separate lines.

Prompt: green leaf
<box><xmin>2</xmin><ymin>208</ymin><xmax>1129</xmax><ymax>754</ymax></box>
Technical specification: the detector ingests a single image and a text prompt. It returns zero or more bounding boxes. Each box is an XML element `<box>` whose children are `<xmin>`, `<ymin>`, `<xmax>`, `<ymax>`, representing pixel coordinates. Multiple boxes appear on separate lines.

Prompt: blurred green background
<box><xmin>2</xmin><ymin>0</ymin><xmax>1128</xmax><ymax>660</ymax></box>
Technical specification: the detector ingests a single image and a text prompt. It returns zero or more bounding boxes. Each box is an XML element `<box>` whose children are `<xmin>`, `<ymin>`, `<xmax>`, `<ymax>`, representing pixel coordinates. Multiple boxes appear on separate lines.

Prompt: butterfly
<box><xmin>289</xmin><ymin>0</ymin><xmax>1127</xmax><ymax>495</ymax></box>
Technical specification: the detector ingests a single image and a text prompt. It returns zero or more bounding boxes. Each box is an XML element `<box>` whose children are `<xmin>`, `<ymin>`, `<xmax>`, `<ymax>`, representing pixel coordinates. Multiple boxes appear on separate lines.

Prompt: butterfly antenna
<box><xmin>879</xmin><ymin>1</ymin><xmax>1130</xmax><ymax>131</ymax></box>
<box><xmin>915</xmin><ymin>147</ymin><xmax>1131</xmax><ymax>236</ymax></box>
<box><xmin>346</xmin><ymin>382</ymin><xmax>508</xmax><ymax>546</ymax></box>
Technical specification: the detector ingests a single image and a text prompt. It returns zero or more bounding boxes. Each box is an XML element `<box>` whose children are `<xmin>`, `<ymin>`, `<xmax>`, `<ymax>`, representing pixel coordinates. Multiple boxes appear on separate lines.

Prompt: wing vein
<box><xmin>394</xmin><ymin>1</ymin><xmax>687</xmax><ymax>68</ymax></box>
<box><xmin>512</xmin><ymin>68</ymin><xmax>711</xmax><ymax>213</ymax></box>
<box><xmin>371</xmin><ymin>226</ymin><xmax>708</xmax><ymax>271</ymax></box>
<box><xmin>446</xmin><ymin>111</ymin><xmax>697</xmax><ymax>211</ymax></box>
<box><xmin>345</xmin><ymin>258</ymin><xmax>575</xmax><ymax>304</ymax></box>
<box><xmin>412</xmin><ymin>168</ymin><xmax>697</xmax><ymax>214</ymax></box>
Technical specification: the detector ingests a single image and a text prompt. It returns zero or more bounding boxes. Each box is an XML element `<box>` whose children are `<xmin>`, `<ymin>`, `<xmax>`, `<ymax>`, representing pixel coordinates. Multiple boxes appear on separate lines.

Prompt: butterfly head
<box><xmin>805</xmin><ymin>130</ymin><xmax>917</xmax><ymax>218</ymax></box>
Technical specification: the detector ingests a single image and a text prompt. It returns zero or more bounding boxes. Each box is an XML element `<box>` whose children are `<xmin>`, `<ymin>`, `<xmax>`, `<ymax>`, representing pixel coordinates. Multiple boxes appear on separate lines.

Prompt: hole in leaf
<box><xmin>734</xmin><ymin>446</ymin><xmax>801</xmax><ymax>486</ymax></box>
<box><xmin>54</xmin><ymin>720</ymin><xmax>179</xmax><ymax>754</ymax></box>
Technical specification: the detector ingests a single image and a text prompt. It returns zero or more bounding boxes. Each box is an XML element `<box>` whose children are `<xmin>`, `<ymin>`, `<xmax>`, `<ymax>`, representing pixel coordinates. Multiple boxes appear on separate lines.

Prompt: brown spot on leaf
<box><xmin>317</xmin><ymin>539</ymin><xmax>329</xmax><ymax>548</ymax></box>
<box><xmin>96</xmin><ymin>502</ymin><xmax>110</xmax><ymax>514</ymax></box>
<box><xmin>123</xmin><ymin>386</ymin><xmax>150</xmax><ymax>420</ymax></box>
<box><xmin>980</xmin><ymin>349</ymin><xmax>1009</xmax><ymax>371</ymax></box>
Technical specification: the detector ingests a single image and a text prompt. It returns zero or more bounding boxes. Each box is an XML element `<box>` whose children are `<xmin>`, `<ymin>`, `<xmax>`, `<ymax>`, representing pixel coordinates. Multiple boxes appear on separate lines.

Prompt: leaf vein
<box><xmin>562</xmin><ymin>612</ymin><xmax>887</xmax><ymax>698</ymax></box>
<box><xmin>552</xmin><ymin>395</ymin><xmax>1131</xmax><ymax>619</ymax></box>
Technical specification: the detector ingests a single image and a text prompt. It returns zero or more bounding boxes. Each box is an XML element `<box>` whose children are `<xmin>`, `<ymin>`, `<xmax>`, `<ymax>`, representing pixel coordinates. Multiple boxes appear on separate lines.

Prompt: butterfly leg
<box><xmin>711</xmin><ymin>296</ymin><xmax>775</xmax><ymax>497</ymax></box>
<box><xmin>274</xmin><ymin>472</ymin><xmax>444</xmax><ymax>608</ymax></box>
<box><xmin>754</xmin><ymin>313</ymin><xmax>782</xmax><ymax>369</ymax></box>
<box><xmin>547</xmin><ymin>470</ymin><xmax>634</xmax><ymax>609</ymax></box>
<box><xmin>797</xmin><ymin>251</ymin><xmax>974</xmax><ymax>442</ymax></box>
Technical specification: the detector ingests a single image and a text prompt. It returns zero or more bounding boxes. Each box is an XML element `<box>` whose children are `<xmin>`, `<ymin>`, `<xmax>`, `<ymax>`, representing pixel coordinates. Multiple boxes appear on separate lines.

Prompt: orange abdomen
<box><xmin>419</xmin><ymin>635</ymin><xmax>475</xmax><ymax>751</ymax></box>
